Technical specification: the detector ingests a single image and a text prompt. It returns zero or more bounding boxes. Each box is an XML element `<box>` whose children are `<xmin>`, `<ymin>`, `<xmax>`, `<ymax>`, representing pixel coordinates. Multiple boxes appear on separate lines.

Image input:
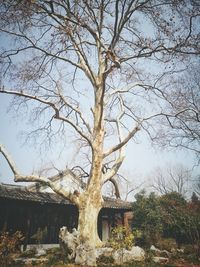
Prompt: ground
<box><xmin>1</xmin><ymin>248</ymin><xmax>200</xmax><ymax>267</ymax></box>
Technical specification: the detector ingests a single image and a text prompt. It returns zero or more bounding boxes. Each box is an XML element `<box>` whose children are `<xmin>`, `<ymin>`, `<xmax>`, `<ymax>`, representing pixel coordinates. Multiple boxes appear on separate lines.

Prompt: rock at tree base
<box><xmin>59</xmin><ymin>227</ymin><xmax>79</xmax><ymax>260</ymax></box>
<box><xmin>59</xmin><ymin>227</ymin><xmax>97</xmax><ymax>266</ymax></box>
<box><xmin>75</xmin><ymin>242</ymin><xmax>96</xmax><ymax>266</ymax></box>
<box><xmin>113</xmin><ymin>246</ymin><xmax>145</xmax><ymax>264</ymax></box>
<box><xmin>59</xmin><ymin>227</ymin><xmax>145</xmax><ymax>266</ymax></box>
<box><xmin>96</xmin><ymin>247</ymin><xmax>113</xmax><ymax>258</ymax></box>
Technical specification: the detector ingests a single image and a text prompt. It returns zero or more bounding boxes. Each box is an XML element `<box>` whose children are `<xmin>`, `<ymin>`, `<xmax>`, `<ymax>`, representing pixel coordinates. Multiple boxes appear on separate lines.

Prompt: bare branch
<box><xmin>103</xmin><ymin>125</ymin><xmax>140</xmax><ymax>158</ymax></box>
<box><xmin>103</xmin><ymin>155</ymin><xmax>125</xmax><ymax>183</ymax></box>
<box><xmin>0</xmin><ymin>144</ymin><xmax>80</xmax><ymax>205</ymax></box>
<box><xmin>108</xmin><ymin>177</ymin><xmax>121</xmax><ymax>199</ymax></box>
<box><xmin>0</xmin><ymin>88</ymin><xmax>93</xmax><ymax>148</ymax></box>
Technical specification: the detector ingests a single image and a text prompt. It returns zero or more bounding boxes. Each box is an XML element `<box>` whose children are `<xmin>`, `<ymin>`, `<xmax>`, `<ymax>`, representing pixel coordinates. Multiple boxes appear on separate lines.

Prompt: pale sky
<box><xmin>1</xmin><ymin>93</ymin><xmax>199</xmax><ymax>191</ymax></box>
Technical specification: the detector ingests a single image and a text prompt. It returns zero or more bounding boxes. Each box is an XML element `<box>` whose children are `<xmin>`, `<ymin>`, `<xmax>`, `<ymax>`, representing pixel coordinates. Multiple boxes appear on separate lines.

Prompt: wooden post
<box><xmin>23</xmin><ymin>209</ymin><xmax>31</xmax><ymax>251</ymax></box>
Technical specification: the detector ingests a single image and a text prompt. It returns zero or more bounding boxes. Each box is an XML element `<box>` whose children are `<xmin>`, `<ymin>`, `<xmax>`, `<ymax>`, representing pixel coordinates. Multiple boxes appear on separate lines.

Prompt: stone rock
<box><xmin>35</xmin><ymin>247</ymin><xmax>46</xmax><ymax>257</ymax></box>
<box><xmin>75</xmin><ymin>244</ymin><xmax>87</xmax><ymax>265</ymax></box>
<box><xmin>96</xmin><ymin>247</ymin><xmax>113</xmax><ymax>258</ymax></box>
<box><xmin>75</xmin><ymin>242</ymin><xmax>96</xmax><ymax>266</ymax></box>
<box><xmin>150</xmin><ymin>245</ymin><xmax>171</xmax><ymax>258</ymax></box>
<box><xmin>59</xmin><ymin>227</ymin><xmax>97</xmax><ymax>266</ymax></box>
<box><xmin>15</xmin><ymin>257</ymin><xmax>48</xmax><ymax>265</ymax></box>
<box><xmin>176</xmin><ymin>248</ymin><xmax>184</xmax><ymax>253</ymax></box>
<box><xmin>150</xmin><ymin>245</ymin><xmax>160</xmax><ymax>253</ymax></box>
<box><xmin>153</xmin><ymin>256</ymin><xmax>169</xmax><ymax>264</ymax></box>
<box><xmin>130</xmin><ymin>246</ymin><xmax>145</xmax><ymax>261</ymax></box>
<box><xmin>59</xmin><ymin>227</ymin><xmax>79</xmax><ymax>260</ymax></box>
<box><xmin>113</xmin><ymin>246</ymin><xmax>145</xmax><ymax>264</ymax></box>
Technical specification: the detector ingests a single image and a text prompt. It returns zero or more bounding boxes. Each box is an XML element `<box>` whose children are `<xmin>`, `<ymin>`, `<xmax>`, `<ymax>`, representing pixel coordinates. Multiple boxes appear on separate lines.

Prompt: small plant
<box><xmin>0</xmin><ymin>231</ymin><xmax>24</xmax><ymax>263</ymax></box>
<box><xmin>97</xmin><ymin>254</ymin><xmax>114</xmax><ymax>265</ymax></box>
<box><xmin>108</xmin><ymin>225</ymin><xmax>135</xmax><ymax>250</ymax></box>
<box><xmin>156</xmin><ymin>238</ymin><xmax>177</xmax><ymax>251</ymax></box>
<box><xmin>46</xmin><ymin>247</ymin><xmax>69</xmax><ymax>266</ymax></box>
<box><xmin>20</xmin><ymin>247</ymin><xmax>37</xmax><ymax>258</ymax></box>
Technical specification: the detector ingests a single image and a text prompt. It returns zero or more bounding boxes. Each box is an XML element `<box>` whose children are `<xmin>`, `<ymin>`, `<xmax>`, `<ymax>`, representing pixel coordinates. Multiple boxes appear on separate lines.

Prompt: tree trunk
<box><xmin>78</xmin><ymin>193</ymin><xmax>103</xmax><ymax>247</ymax></box>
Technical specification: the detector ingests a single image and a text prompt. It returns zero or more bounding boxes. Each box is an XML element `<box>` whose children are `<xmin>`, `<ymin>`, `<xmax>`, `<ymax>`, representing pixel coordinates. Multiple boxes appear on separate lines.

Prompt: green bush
<box><xmin>156</xmin><ymin>238</ymin><xmax>177</xmax><ymax>251</ymax></box>
<box><xmin>132</xmin><ymin>191</ymin><xmax>163</xmax><ymax>247</ymax></box>
<box><xmin>132</xmin><ymin>190</ymin><xmax>200</xmax><ymax>254</ymax></box>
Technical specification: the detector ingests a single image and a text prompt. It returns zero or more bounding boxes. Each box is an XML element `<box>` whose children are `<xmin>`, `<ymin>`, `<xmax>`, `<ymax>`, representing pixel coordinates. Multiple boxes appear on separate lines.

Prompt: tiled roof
<box><xmin>0</xmin><ymin>184</ymin><xmax>132</xmax><ymax>210</ymax></box>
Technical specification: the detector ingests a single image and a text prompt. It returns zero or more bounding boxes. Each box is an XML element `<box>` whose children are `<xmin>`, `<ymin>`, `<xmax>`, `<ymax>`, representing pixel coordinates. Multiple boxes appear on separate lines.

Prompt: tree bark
<box><xmin>76</xmin><ymin>82</ymin><xmax>105</xmax><ymax>247</ymax></box>
<box><xmin>78</xmin><ymin>195</ymin><xmax>102</xmax><ymax>247</ymax></box>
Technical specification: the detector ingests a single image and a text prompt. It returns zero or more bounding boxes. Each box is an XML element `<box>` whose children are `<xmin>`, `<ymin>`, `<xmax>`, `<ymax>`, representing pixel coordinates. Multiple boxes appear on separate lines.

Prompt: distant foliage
<box><xmin>160</xmin><ymin>192</ymin><xmax>188</xmax><ymax>244</ymax></box>
<box><xmin>132</xmin><ymin>191</ymin><xmax>163</xmax><ymax>247</ymax></box>
<box><xmin>132</xmin><ymin>190</ymin><xmax>200</xmax><ymax>255</ymax></box>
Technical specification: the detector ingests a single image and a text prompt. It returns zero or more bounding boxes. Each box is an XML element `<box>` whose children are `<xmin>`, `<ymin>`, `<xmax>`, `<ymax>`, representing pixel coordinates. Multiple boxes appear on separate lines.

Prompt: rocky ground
<box><xmin>0</xmin><ymin>244</ymin><xmax>199</xmax><ymax>267</ymax></box>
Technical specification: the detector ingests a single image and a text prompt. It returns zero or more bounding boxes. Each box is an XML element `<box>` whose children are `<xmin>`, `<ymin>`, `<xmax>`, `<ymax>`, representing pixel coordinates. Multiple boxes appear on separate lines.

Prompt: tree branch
<box><xmin>103</xmin><ymin>125</ymin><xmax>140</xmax><ymax>158</ymax></box>
<box><xmin>0</xmin><ymin>89</ymin><xmax>93</xmax><ymax>148</ymax></box>
<box><xmin>108</xmin><ymin>177</ymin><xmax>121</xmax><ymax>199</ymax></box>
<box><xmin>103</xmin><ymin>154</ymin><xmax>125</xmax><ymax>183</ymax></box>
<box><xmin>0</xmin><ymin>144</ymin><xmax>80</xmax><ymax>206</ymax></box>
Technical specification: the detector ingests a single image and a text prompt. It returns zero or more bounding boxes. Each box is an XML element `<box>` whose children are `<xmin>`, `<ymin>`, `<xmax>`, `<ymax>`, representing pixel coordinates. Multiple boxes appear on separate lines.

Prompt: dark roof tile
<box><xmin>0</xmin><ymin>184</ymin><xmax>132</xmax><ymax>210</ymax></box>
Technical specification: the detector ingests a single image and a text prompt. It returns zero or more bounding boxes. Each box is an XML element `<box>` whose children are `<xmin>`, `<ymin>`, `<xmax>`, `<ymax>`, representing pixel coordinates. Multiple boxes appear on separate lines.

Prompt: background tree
<box><xmin>150</xmin><ymin>163</ymin><xmax>192</xmax><ymax>197</ymax></box>
<box><xmin>153</xmin><ymin>64</ymin><xmax>200</xmax><ymax>163</ymax></box>
<box><xmin>159</xmin><ymin>192</ymin><xmax>188</xmax><ymax>245</ymax></box>
<box><xmin>132</xmin><ymin>190</ymin><xmax>163</xmax><ymax>247</ymax></box>
<box><xmin>0</xmin><ymin>0</ymin><xmax>199</xmax><ymax>259</ymax></box>
<box><xmin>193</xmin><ymin>175</ymin><xmax>200</xmax><ymax>197</ymax></box>
<box><xmin>132</xmin><ymin>190</ymin><xmax>200</xmax><ymax>254</ymax></box>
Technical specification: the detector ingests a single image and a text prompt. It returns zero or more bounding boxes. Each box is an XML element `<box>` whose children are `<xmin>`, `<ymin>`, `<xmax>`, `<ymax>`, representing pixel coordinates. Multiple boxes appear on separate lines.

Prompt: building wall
<box><xmin>124</xmin><ymin>211</ymin><xmax>134</xmax><ymax>230</ymax></box>
<box><xmin>0</xmin><ymin>198</ymin><xmax>126</xmax><ymax>247</ymax></box>
<box><xmin>0</xmin><ymin>198</ymin><xmax>78</xmax><ymax>247</ymax></box>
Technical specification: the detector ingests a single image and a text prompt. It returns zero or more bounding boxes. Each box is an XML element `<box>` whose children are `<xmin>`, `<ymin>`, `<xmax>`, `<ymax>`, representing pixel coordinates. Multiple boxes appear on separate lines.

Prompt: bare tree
<box><xmin>152</xmin><ymin>64</ymin><xmax>200</xmax><ymax>162</ymax></box>
<box><xmin>102</xmin><ymin>171</ymin><xmax>144</xmax><ymax>200</ymax></box>
<box><xmin>0</xmin><ymin>0</ymin><xmax>199</xmax><ymax>257</ymax></box>
<box><xmin>193</xmin><ymin>175</ymin><xmax>200</xmax><ymax>197</ymax></box>
<box><xmin>150</xmin><ymin>164</ymin><xmax>192</xmax><ymax>196</ymax></box>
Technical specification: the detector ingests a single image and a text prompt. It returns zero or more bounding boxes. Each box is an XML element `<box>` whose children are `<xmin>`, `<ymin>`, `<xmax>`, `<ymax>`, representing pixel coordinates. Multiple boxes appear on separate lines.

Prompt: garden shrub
<box><xmin>132</xmin><ymin>190</ymin><xmax>200</xmax><ymax>252</ymax></box>
<box><xmin>46</xmin><ymin>247</ymin><xmax>69</xmax><ymax>265</ymax></box>
<box><xmin>132</xmin><ymin>191</ymin><xmax>163</xmax><ymax>247</ymax></box>
<box><xmin>0</xmin><ymin>231</ymin><xmax>24</xmax><ymax>263</ymax></box>
<box><xmin>156</xmin><ymin>238</ymin><xmax>177</xmax><ymax>251</ymax></box>
<box><xmin>108</xmin><ymin>225</ymin><xmax>135</xmax><ymax>250</ymax></box>
<box><xmin>97</xmin><ymin>254</ymin><xmax>114</xmax><ymax>265</ymax></box>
